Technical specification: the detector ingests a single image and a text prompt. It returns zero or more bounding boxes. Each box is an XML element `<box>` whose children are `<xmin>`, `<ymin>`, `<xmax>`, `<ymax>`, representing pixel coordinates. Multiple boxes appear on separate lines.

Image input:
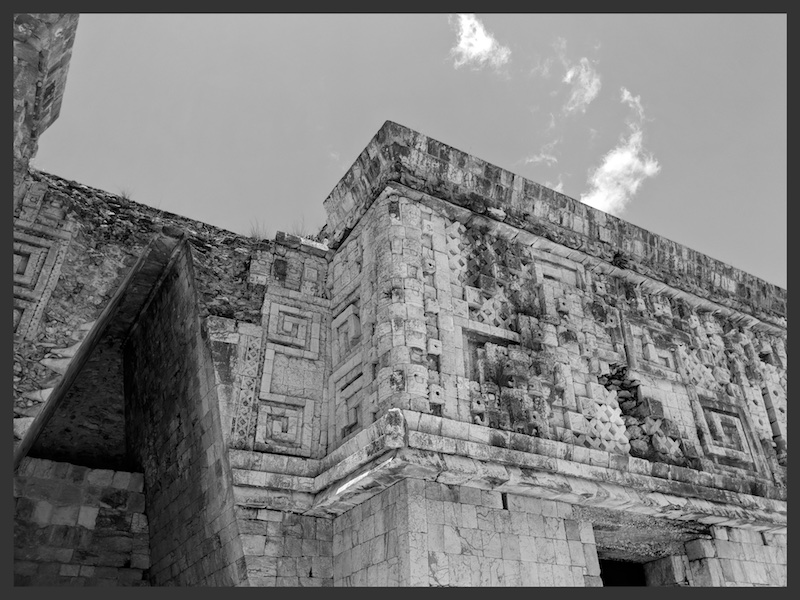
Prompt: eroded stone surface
<box><xmin>14</xmin><ymin>457</ymin><xmax>150</xmax><ymax>586</ymax></box>
<box><xmin>13</xmin><ymin>18</ymin><xmax>786</xmax><ymax>586</ymax></box>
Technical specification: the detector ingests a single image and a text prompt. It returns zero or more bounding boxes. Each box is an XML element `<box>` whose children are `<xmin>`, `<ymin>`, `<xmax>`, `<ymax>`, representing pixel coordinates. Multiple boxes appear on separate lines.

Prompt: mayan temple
<box><xmin>13</xmin><ymin>14</ymin><xmax>787</xmax><ymax>587</ymax></box>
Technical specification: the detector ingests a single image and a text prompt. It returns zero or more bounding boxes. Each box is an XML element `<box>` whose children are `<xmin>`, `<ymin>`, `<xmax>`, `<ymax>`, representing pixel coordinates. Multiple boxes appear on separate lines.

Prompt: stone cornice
<box><xmin>228</xmin><ymin>409</ymin><xmax>786</xmax><ymax>533</ymax></box>
<box><xmin>323</xmin><ymin>121</ymin><xmax>785</xmax><ymax>328</ymax></box>
<box><xmin>388</xmin><ymin>182</ymin><xmax>785</xmax><ymax>336</ymax></box>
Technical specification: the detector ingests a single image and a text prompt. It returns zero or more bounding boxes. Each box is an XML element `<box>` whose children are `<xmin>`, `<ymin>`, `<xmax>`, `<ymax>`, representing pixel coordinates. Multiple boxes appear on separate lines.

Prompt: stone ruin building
<box><xmin>13</xmin><ymin>14</ymin><xmax>787</xmax><ymax>587</ymax></box>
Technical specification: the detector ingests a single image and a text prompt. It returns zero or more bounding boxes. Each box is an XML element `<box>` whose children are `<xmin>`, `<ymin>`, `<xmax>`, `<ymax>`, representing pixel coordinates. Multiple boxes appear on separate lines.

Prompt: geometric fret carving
<box><xmin>255</xmin><ymin>301</ymin><xmax>324</xmax><ymax>457</ymax></box>
<box><xmin>230</xmin><ymin>327</ymin><xmax>263</xmax><ymax>451</ymax></box>
<box><xmin>266</xmin><ymin>302</ymin><xmax>321</xmax><ymax>360</ymax></box>
<box><xmin>255</xmin><ymin>396</ymin><xmax>313</xmax><ymax>457</ymax></box>
<box><xmin>13</xmin><ymin>182</ymin><xmax>74</xmax><ymax>339</ymax></box>
<box><xmin>698</xmin><ymin>395</ymin><xmax>757</xmax><ymax>470</ymax></box>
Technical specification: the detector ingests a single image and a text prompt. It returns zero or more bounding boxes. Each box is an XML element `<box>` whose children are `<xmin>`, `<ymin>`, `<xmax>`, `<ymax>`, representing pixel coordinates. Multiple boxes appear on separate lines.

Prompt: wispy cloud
<box><xmin>580</xmin><ymin>87</ymin><xmax>661</xmax><ymax>215</ymax></box>
<box><xmin>530</xmin><ymin>55</ymin><xmax>554</xmax><ymax>78</ymax></box>
<box><xmin>621</xmin><ymin>87</ymin><xmax>645</xmax><ymax>121</ymax></box>
<box><xmin>553</xmin><ymin>37</ymin><xmax>601</xmax><ymax>115</ymax></box>
<box><xmin>525</xmin><ymin>138</ymin><xmax>561</xmax><ymax>167</ymax></box>
<box><xmin>448</xmin><ymin>14</ymin><xmax>511</xmax><ymax>71</ymax></box>
<box><xmin>545</xmin><ymin>174</ymin><xmax>566</xmax><ymax>193</ymax></box>
<box><xmin>562</xmin><ymin>58</ymin><xmax>602</xmax><ymax>114</ymax></box>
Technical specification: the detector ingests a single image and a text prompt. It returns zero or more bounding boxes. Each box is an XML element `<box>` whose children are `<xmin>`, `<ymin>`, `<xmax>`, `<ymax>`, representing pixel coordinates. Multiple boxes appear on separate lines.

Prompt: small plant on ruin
<box><xmin>248</xmin><ymin>219</ymin><xmax>271</xmax><ymax>241</ymax></box>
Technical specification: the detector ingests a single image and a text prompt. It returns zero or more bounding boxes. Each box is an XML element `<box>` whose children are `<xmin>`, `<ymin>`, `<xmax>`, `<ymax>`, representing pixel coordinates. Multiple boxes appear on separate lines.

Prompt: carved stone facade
<box><xmin>14</xmin><ymin>14</ymin><xmax>785</xmax><ymax>587</ymax></box>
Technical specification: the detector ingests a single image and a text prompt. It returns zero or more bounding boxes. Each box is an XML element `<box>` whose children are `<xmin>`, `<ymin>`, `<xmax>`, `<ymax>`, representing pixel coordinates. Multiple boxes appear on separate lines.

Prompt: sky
<box><xmin>33</xmin><ymin>14</ymin><xmax>786</xmax><ymax>288</ymax></box>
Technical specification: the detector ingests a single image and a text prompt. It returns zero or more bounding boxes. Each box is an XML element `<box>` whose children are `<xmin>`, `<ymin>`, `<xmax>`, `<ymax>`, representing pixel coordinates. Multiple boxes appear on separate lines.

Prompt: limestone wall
<box><xmin>336</xmin><ymin>188</ymin><xmax>786</xmax><ymax>497</ymax></box>
<box><xmin>421</xmin><ymin>480</ymin><xmax>601</xmax><ymax>587</ymax></box>
<box><xmin>323</xmin><ymin>121</ymin><xmax>785</xmax><ymax>327</ymax></box>
<box><xmin>332</xmin><ymin>479</ymin><xmax>602</xmax><ymax>587</ymax></box>
<box><xmin>236</xmin><ymin>507</ymin><xmax>333</xmax><ymax>586</ymax></box>
<box><xmin>683</xmin><ymin>527</ymin><xmax>787</xmax><ymax>586</ymax></box>
<box><xmin>14</xmin><ymin>457</ymin><xmax>149</xmax><ymax>586</ymax></box>
<box><xmin>124</xmin><ymin>244</ymin><xmax>246</xmax><ymax>586</ymax></box>
<box><xmin>13</xmin><ymin>172</ymin><xmax>268</xmax><ymax>454</ymax></box>
<box><xmin>333</xmin><ymin>478</ymin><xmax>411</xmax><ymax>586</ymax></box>
<box><xmin>643</xmin><ymin>526</ymin><xmax>787</xmax><ymax>587</ymax></box>
<box><xmin>12</xmin><ymin>12</ymin><xmax>787</xmax><ymax>587</ymax></box>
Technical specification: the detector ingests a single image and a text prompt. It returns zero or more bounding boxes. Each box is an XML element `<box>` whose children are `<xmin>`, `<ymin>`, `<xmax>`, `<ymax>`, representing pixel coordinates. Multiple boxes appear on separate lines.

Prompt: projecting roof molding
<box><xmin>323</xmin><ymin>121</ymin><xmax>785</xmax><ymax>328</ymax></box>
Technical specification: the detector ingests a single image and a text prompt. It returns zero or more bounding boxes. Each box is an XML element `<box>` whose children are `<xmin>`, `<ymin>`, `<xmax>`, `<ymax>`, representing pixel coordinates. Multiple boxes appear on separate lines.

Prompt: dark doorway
<box><xmin>599</xmin><ymin>559</ymin><xmax>647</xmax><ymax>586</ymax></box>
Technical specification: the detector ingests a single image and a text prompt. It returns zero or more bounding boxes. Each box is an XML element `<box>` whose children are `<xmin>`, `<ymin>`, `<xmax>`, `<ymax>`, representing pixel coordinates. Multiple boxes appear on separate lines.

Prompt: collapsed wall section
<box><xmin>13</xmin><ymin>171</ymin><xmax>267</xmax><ymax>457</ymax></box>
<box><xmin>14</xmin><ymin>457</ymin><xmax>149</xmax><ymax>586</ymax></box>
<box><xmin>124</xmin><ymin>243</ymin><xmax>246</xmax><ymax>586</ymax></box>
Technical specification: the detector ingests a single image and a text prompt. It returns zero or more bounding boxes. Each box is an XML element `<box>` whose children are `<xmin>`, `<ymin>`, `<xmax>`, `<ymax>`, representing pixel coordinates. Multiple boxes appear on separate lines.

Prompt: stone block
<box><xmin>510</xmin><ymin>511</ymin><xmax>529</xmax><ymax>536</ymax></box>
<box><xmin>500</xmin><ymin>533</ymin><xmax>521</xmax><ymax>561</ymax></box>
<box><xmin>458</xmin><ymin>485</ymin><xmax>483</xmax><ymax>506</ymax></box>
<box><xmin>50</xmin><ymin>504</ymin><xmax>79</xmax><ymax>526</ymax></box>
<box><xmin>538</xmin><ymin>563</ymin><xmax>554</xmax><ymax>586</ymax></box>
<box><xmin>59</xmin><ymin>563</ymin><xmax>81</xmax><ymax>577</ymax></box>
<box><xmin>527</xmin><ymin>513</ymin><xmax>546</xmax><ymax>538</ymax></box>
<box><xmin>583</xmin><ymin>544</ymin><xmax>600</xmax><ymax>576</ymax></box>
<box><xmin>460</xmin><ymin>504</ymin><xmax>478</xmax><ymax>529</ymax></box>
<box><xmin>30</xmin><ymin>500</ymin><xmax>53</xmax><ymax>525</ymax></box>
<box><xmin>86</xmin><ymin>469</ymin><xmax>114</xmax><ymax>488</ymax></box>
<box><xmin>552</xmin><ymin>563</ymin><xmax>572</xmax><ymax>586</ymax></box>
<box><xmin>77</xmin><ymin>505</ymin><xmax>99</xmax><ymax>529</ymax></box>
<box><xmin>241</xmin><ymin>534</ymin><xmax>266</xmax><ymax>555</ymax></box>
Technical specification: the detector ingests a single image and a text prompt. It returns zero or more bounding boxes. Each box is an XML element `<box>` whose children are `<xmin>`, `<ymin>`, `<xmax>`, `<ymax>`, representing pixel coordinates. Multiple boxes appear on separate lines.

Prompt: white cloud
<box><xmin>530</xmin><ymin>55</ymin><xmax>553</xmax><ymax>78</ymax></box>
<box><xmin>526</xmin><ymin>153</ymin><xmax>558</xmax><ymax>167</ymax></box>
<box><xmin>449</xmin><ymin>14</ymin><xmax>511</xmax><ymax>71</ymax></box>
<box><xmin>562</xmin><ymin>58</ymin><xmax>602</xmax><ymax>114</ymax></box>
<box><xmin>525</xmin><ymin>138</ymin><xmax>561</xmax><ymax>167</ymax></box>
<box><xmin>552</xmin><ymin>37</ymin><xmax>601</xmax><ymax>115</ymax></box>
<box><xmin>580</xmin><ymin>88</ymin><xmax>660</xmax><ymax>215</ymax></box>
<box><xmin>621</xmin><ymin>87</ymin><xmax>645</xmax><ymax>122</ymax></box>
